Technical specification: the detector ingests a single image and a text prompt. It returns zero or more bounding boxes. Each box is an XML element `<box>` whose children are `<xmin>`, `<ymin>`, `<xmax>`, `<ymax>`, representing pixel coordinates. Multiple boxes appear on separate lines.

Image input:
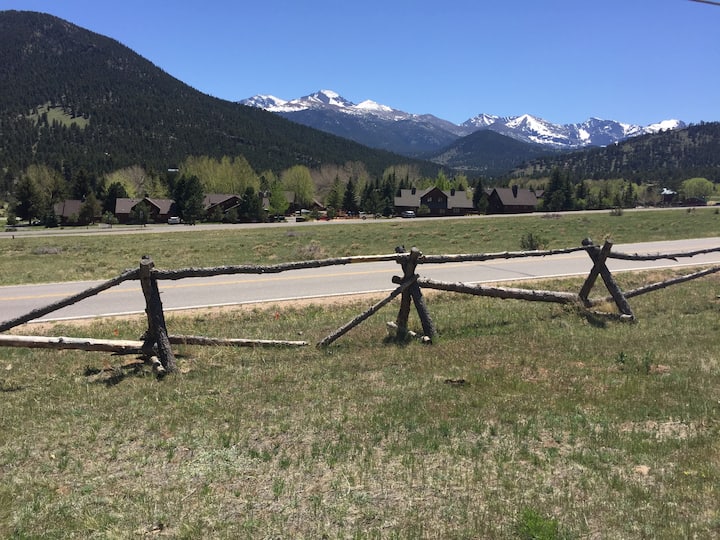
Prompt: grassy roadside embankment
<box><xmin>1</xmin><ymin>209</ymin><xmax>719</xmax><ymax>537</ymax></box>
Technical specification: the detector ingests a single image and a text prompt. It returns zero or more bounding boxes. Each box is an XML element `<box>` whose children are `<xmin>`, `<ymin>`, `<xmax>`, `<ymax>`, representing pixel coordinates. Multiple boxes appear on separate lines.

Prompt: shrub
<box><xmin>520</xmin><ymin>231</ymin><xmax>547</xmax><ymax>251</ymax></box>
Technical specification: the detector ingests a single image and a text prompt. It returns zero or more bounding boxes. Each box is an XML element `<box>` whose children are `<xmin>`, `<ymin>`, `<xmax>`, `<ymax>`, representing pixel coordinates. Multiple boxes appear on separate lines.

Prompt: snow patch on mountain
<box><xmin>644</xmin><ymin>119</ymin><xmax>684</xmax><ymax>133</ymax></box>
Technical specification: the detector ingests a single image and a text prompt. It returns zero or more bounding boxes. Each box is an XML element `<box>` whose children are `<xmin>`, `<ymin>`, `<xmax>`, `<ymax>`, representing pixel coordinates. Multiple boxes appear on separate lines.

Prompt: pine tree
<box><xmin>173</xmin><ymin>174</ymin><xmax>205</xmax><ymax>224</ymax></box>
<box><xmin>325</xmin><ymin>176</ymin><xmax>343</xmax><ymax>212</ymax></box>
<box><xmin>342</xmin><ymin>178</ymin><xmax>359</xmax><ymax>215</ymax></box>
<box><xmin>472</xmin><ymin>178</ymin><xmax>487</xmax><ymax>212</ymax></box>
<box><xmin>103</xmin><ymin>181</ymin><xmax>129</xmax><ymax>213</ymax></box>
<box><xmin>79</xmin><ymin>192</ymin><xmax>101</xmax><ymax>224</ymax></box>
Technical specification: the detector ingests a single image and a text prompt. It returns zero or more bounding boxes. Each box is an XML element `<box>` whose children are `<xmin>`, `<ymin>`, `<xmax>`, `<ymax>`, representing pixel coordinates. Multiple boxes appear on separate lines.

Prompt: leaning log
<box><xmin>579</xmin><ymin>241</ymin><xmax>614</xmax><ymax>303</ymax></box>
<box><xmin>584</xmin><ymin>242</ymin><xmax>634</xmax><ymax>318</ymax></box>
<box><xmin>588</xmin><ymin>265</ymin><xmax>720</xmax><ymax>305</ymax></box>
<box><xmin>417</xmin><ymin>278</ymin><xmax>580</xmax><ymax>304</ymax></box>
<box><xmin>0</xmin><ymin>268</ymin><xmax>139</xmax><ymax>333</ymax></box>
<box><xmin>0</xmin><ymin>334</ymin><xmax>144</xmax><ymax>353</ymax></box>
<box><xmin>317</xmin><ymin>281</ymin><xmax>413</xmax><ymax>348</ymax></box>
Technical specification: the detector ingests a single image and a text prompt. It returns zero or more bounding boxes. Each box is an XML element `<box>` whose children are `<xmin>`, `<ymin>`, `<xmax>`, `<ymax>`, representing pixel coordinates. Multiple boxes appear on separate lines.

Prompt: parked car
<box><xmin>400</xmin><ymin>210</ymin><xmax>416</xmax><ymax>218</ymax></box>
<box><xmin>167</xmin><ymin>216</ymin><xmax>181</xmax><ymax>224</ymax></box>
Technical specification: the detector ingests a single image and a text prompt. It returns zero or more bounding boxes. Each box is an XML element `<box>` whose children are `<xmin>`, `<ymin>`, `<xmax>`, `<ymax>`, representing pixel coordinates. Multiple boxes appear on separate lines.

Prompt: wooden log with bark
<box><xmin>152</xmin><ymin>253</ymin><xmax>405</xmax><ymax>280</ymax></box>
<box><xmin>169</xmin><ymin>335</ymin><xmax>307</xmax><ymax>347</ymax></box>
<box><xmin>581</xmin><ymin>240</ymin><xmax>634</xmax><ymax>318</ymax></box>
<box><xmin>317</xmin><ymin>280</ymin><xmax>413</xmax><ymax>348</ymax></box>
<box><xmin>589</xmin><ymin>265</ymin><xmax>720</xmax><ymax>305</ymax></box>
<box><xmin>579</xmin><ymin>240</ymin><xmax>614</xmax><ymax>303</ymax></box>
<box><xmin>417</xmin><ymin>246</ymin><xmax>587</xmax><ymax>265</ymax></box>
<box><xmin>394</xmin><ymin>247</ymin><xmax>437</xmax><ymax>340</ymax></box>
<box><xmin>139</xmin><ymin>257</ymin><xmax>176</xmax><ymax>373</ymax></box>
<box><xmin>607</xmin><ymin>246</ymin><xmax>720</xmax><ymax>262</ymax></box>
<box><xmin>0</xmin><ymin>333</ymin><xmax>308</xmax><ymax>352</ymax></box>
<box><xmin>0</xmin><ymin>334</ymin><xmax>145</xmax><ymax>353</ymax></box>
<box><xmin>0</xmin><ymin>268</ymin><xmax>139</xmax><ymax>333</ymax></box>
<box><xmin>416</xmin><ymin>278</ymin><xmax>580</xmax><ymax>304</ymax></box>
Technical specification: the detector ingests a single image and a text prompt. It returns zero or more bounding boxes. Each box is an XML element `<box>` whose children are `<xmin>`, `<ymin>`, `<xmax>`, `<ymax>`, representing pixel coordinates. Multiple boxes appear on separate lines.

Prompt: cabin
<box><xmin>203</xmin><ymin>194</ymin><xmax>242</xmax><ymax>220</ymax></box>
<box><xmin>394</xmin><ymin>187</ymin><xmax>474</xmax><ymax>217</ymax></box>
<box><xmin>486</xmin><ymin>186</ymin><xmax>538</xmax><ymax>214</ymax></box>
<box><xmin>53</xmin><ymin>199</ymin><xmax>83</xmax><ymax>225</ymax></box>
<box><xmin>114</xmin><ymin>197</ymin><xmax>176</xmax><ymax>224</ymax></box>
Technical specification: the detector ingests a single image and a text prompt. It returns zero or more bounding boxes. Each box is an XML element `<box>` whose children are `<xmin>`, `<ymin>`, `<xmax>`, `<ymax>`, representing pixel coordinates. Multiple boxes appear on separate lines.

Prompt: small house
<box><xmin>487</xmin><ymin>186</ymin><xmax>538</xmax><ymax>214</ymax></box>
<box><xmin>394</xmin><ymin>187</ymin><xmax>474</xmax><ymax>217</ymax></box>
<box><xmin>53</xmin><ymin>199</ymin><xmax>83</xmax><ymax>225</ymax></box>
<box><xmin>204</xmin><ymin>194</ymin><xmax>242</xmax><ymax>220</ymax></box>
<box><xmin>114</xmin><ymin>197</ymin><xmax>176</xmax><ymax>224</ymax></box>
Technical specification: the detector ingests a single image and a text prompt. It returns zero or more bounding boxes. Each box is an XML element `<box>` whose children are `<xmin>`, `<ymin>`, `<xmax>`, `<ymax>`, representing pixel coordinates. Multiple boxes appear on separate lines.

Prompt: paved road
<box><xmin>1</xmin><ymin>237</ymin><xmax>719</xmax><ymax>324</ymax></box>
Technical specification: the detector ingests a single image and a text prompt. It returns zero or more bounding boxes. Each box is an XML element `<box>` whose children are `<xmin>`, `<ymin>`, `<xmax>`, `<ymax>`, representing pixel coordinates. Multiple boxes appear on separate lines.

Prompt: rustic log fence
<box><xmin>1</xmin><ymin>239</ymin><xmax>719</xmax><ymax>374</ymax></box>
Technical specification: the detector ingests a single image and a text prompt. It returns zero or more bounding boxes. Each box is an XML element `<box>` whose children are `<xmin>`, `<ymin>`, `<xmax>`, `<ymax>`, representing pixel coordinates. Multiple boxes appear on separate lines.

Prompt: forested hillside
<box><xmin>513</xmin><ymin>122</ymin><xmax>720</xmax><ymax>189</ymax></box>
<box><xmin>426</xmin><ymin>130</ymin><xmax>559</xmax><ymax>177</ymax></box>
<box><xmin>0</xmin><ymin>11</ymin><xmax>436</xmax><ymax>181</ymax></box>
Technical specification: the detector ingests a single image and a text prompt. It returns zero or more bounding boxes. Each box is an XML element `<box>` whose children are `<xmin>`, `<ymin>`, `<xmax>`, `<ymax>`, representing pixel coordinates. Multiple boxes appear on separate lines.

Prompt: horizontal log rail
<box><xmin>152</xmin><ymin>253</ymin><xmax>404</xmax><ymax>280</ymax></box>
<box><xmin>0</xmin><ymin>333</ymin><xmax>308</xmax><ymax>352</ymax></box>
<box><xmin>417</xmin><ymin>246</ymin><xmax>588</xmax><ymax>264</ymax></box>
<box><xmin>417</xmin><ymin>278</ymin><xmax>580</xmax><ymax>304</ymax></box>
<box><xmin>606</xmin><ymin>246</ymin><xmax>720</xmax><ymax>262</ymax></box>
<box><xmin>2</xmin><ymin>239</ymin><xmax>720</xmax><ymax>368</ymax></box>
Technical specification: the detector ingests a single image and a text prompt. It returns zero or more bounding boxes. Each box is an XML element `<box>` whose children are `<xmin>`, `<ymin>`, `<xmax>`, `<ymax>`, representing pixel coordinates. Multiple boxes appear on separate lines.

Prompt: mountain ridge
<box><xmin>241</xmin><ymin>89</ymin><xmax>686</xmax><ymax>156</ymax></box>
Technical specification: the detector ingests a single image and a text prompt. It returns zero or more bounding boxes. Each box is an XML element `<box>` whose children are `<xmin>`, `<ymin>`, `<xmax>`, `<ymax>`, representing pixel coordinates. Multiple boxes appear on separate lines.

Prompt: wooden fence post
<box><xmin>395</xmin><ymin>247</ymin><xmax>415</xmax><ymax>336</ymax></box>
<box><xmin>139</xmin><ymin>256</ymin><xmax>176</xmax><ymax>373</ymax></box>
<box><xmin>395</xmin><ymin>247</ymin><xmax>437</xmax><ymax>341</ymax></box>
<box><xmin>580</xmin><ymin>240</ymin><xmax>634</xmax><ymax>319</ymax></box>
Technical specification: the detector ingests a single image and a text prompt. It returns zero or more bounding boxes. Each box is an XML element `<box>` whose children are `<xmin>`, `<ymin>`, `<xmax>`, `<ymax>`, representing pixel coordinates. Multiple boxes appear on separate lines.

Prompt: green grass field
<box><xmin>1</xmin><ymin>207</ymin><xmax>719</xmax><ymax>286</ymax></box>
<box><xmin>1</xmin><ymin>210</ymin><xmax>720</xmax><ymax>537</ymax></box>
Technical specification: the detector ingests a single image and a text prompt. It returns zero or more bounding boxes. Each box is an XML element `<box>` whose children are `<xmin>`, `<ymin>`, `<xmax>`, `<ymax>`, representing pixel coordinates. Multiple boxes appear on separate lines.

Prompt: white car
<box><xmin>167</xmin><ymin>216</ymin><xmax>181</xmax><ymax>224</ymax></box>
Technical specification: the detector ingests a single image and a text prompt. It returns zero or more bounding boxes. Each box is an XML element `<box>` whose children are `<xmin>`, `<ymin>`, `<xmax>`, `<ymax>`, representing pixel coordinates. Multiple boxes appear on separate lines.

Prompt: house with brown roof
<box><xmin>114</xmin><ymin>197</ymin><xmax>176</xmax><ymax>224</ymax></box>
<box><xmin>394</xmin><ymin>187</ymin><xmax>474</xmax><ymax>217</ymax></box>
<box><xmin>203</xmin><ymin>194</ymin><xmax>242</xmax><ymax>220</ymax></box>
<box><xmin>487</xmin><ymin>186</ymin><xmax>538</xmax><ymax>214</ymax></box>
<box><xmin>53</xmin><ymin>199</ymin><xmax>84</xmax><ymax>225</ymax></box>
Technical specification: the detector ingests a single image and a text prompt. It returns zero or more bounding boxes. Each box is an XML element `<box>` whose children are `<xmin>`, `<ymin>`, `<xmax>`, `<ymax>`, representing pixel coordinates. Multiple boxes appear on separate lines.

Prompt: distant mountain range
<box><xmin>241</xmin><ymin>89</ymin><xmax>686</xmax><ymax>157</ymax></box>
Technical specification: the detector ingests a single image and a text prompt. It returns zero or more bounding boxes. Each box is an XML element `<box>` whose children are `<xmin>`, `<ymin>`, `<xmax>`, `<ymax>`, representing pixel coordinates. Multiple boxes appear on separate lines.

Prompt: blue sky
<box><xmin>3</xmin><ymin>0</ymin><xmax>719</xmax><ymax>126</ymax></box>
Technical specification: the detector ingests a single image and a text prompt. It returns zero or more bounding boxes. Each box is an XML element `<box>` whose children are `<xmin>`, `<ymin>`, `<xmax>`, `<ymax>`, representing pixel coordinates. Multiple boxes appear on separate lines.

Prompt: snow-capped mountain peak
<box><xmin>355</xmin><ymin>99</ymin><xmax>393</xmax><ymax>113</ymax></box>
<box><xmin>239</xmin><ymin>94</ymin><xmax>287</xmax><ymax>109</ymax></box>
<box><xmin>239</xmin><ymin>89</ymin><xmax>686</xmax><ymax>152</ymax></box>
<box><xmin>304</xmin><ymin>89</ymin><xmax>354</xmax><ymax>108</ymax></box>
<box><xmin>463</xmin><ymin>113</ymin><xmax>500</xmax><ymax>128</ymax></box>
